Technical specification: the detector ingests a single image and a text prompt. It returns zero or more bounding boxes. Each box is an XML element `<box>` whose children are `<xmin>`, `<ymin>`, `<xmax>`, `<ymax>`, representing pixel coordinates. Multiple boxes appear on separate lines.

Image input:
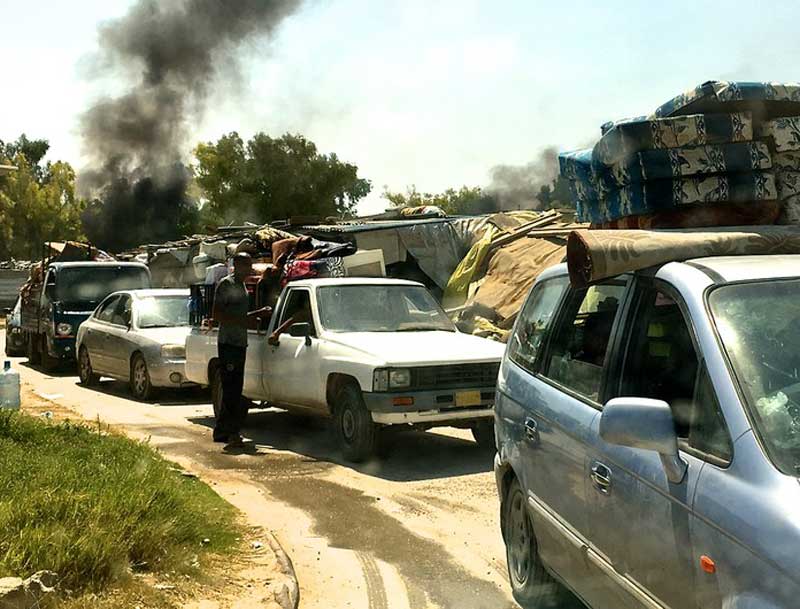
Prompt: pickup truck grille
<box><xmin>410</xmin><ymin>363</ymin><xmax>500</xmax><ymax>390</ymax></box>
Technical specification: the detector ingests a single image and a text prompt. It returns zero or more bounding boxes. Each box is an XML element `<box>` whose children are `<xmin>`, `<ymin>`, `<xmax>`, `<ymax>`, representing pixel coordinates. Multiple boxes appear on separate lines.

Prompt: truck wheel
<box><xmin>210</xmin><ymin>363</ymin><xmax>223</xmax><ymax>420</ymax></box>
<box><xmin>472</xmin><ymin>420</ymin><xmax>496</xmax><ymax>450</ymax></box>
<box><xmin>130</xmin><ymin>353</ymin><xmax>154</xmax><ymax>401</ymax></box>
<box><xmin>504</xmin><ymin>478</ymin><xmax>563</xmax><ymax>608</ymax></box>
<box><xmin>334</xmin><ymin>384</ymin><xmax>379</xmax><ymax>463</ymax></box>
<box><xmin>26</xmin><ymin>333</ymin><xmax>41</xmax><ymax>365</ymax></box>
<box><xmin>40</xmin><ymin>336</ymin><xmax>60</xmax><ymax>372</ymax></box>
<box><xmin>78</xmin><ymin>346</ymin><xmax>100</xmax><ymax>386</ymax></box>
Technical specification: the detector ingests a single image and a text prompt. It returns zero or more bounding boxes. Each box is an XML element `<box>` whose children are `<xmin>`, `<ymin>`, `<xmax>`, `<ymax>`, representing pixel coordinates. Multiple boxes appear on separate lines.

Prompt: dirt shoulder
<box><xmin>20</xmin><ymin>386</ymin><xmax>299</xmax><ymax>609</ymax></box>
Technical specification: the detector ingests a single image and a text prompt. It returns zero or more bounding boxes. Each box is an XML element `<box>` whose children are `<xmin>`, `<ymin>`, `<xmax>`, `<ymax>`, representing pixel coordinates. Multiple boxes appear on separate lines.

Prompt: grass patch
<box><xmin>0</xmin><ymin>411</ymin><xmax>239</xmax><ymax>593</ymax></box>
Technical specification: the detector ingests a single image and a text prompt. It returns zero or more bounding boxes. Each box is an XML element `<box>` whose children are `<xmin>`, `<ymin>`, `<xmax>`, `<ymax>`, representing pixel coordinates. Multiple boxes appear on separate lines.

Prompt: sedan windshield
<box><xmin>137</xmin><ymin>296</ymin><xmax>190</xmax><ymax>329</ymax></box>
<box><xmin>709</xmin><ymin>279</ymin><xmax>800</xmax><ymax>475</ymax></box>
<box><xmin>317</xmin><ymin>285</ymin><xmax>455</xmax><ymax>333</ymax></box>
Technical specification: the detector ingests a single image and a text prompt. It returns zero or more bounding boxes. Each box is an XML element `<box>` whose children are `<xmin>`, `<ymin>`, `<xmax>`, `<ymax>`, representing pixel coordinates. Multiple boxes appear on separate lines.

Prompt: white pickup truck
<box><xmin>185</xmin><ymin>277</ymin><xmax>505</xmax><ymax>461</ymax></box>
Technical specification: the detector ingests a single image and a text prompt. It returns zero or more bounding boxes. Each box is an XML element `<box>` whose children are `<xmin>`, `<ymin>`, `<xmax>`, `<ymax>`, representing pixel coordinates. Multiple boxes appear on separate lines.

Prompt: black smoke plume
<box><xmin>79</xmin><ymin>0</ymin><xmax>302</xmax><ymax>251</ymax></box>
<box><xmin>485</xmin><ymin>146</ymin><xmax>562</xmax><ymax>211</ymax></box>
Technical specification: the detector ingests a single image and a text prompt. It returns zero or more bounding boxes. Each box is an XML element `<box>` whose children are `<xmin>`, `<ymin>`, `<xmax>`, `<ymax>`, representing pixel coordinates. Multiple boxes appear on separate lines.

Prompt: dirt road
<box><xmin>1</xmin><ymin>332</ymin><xmax>517</xmax><ymax>609</ymax></box>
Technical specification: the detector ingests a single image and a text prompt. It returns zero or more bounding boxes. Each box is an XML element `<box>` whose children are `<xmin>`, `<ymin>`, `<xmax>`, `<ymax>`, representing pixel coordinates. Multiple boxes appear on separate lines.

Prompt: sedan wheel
<box><xmin>130</xmin><ymin>354</ymin><xmax>154</xmax><ymax>401</ymax></box>
<box><xmin>78</xmin><ymin>346</ymin><xmax>100</xmax><ymax>386</ymax></box>
<box><xmin>503</xmin><ymin>478</ymin><xmax>563</xmax><ymax>608</ymax></box>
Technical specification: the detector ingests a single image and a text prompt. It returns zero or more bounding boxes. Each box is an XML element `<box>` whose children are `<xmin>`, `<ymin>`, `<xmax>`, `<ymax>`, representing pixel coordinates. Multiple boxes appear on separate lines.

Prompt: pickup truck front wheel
<box><xmin>334</xmin><ymin>384</ymin><xmax>379</xmax><ymax>463</ymax></box>
<box><xmin>472</xmin><ymin>420</ymin><xmax>496</xmax><ymax>450</ymax></box>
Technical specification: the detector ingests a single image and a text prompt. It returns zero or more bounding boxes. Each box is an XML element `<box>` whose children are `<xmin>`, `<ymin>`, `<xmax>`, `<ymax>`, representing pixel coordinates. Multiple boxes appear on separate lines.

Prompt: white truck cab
<box><xmin>185</xmin><ymin>277</ymin><xmax>505</xmax><ymax>461</ymax></box>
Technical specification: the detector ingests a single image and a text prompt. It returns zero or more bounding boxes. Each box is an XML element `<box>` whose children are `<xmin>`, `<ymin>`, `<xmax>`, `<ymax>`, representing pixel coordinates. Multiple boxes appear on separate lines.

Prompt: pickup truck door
<box><xmin>243</xmin><ymin>330</ymin><xmax>268</xmax><ymax>400</ymax></box>
<box><xmin>264</xmin><ymin>287</ymin><xmax>323</xmax><ymax>410</ymax></box>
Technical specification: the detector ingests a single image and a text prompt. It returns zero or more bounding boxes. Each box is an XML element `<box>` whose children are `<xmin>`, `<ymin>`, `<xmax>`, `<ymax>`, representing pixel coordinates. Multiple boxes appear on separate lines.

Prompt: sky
<box><xmin>2</xmin><ymin>0</ymin><xmax>800</xmax><ymax>214</ymax></box>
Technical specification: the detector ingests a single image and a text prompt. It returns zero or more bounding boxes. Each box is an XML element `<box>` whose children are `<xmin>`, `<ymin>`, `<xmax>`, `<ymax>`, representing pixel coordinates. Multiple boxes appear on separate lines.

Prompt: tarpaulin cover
<box><xmin>471</xmin><ymin>236</ymin><xmax>567</xmax><ymax>320</ymax></box>
<box><xmin>395</xmin><ymin>212</ymin><xmax>543</xmax><ymax>289</ymax></box>
<box><xmin>571</xmin><ymin>171</ymin><xmax>777</xmax><ymax>224</ymax></box>
<box><xmin>594</xmin><ymin>112</ymin><xmax>753</xmax><ymax>166</ymax></box>
<box><xmin>566</xmin><ymin>226</ymin><xmax>800</xmax><ymax>288</ymax></box>
<box><xmin>442</xmin><ymin>225</ymin><xmax>501</xmax><ymax>309</ymax></box>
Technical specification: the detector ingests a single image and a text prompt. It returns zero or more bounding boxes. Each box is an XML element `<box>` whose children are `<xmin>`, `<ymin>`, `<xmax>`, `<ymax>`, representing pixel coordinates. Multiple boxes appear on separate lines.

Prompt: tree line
<box><xmin>0</xmin><ymin>131</ymin><xmax>572</xmax><ymax>258</ymax></box>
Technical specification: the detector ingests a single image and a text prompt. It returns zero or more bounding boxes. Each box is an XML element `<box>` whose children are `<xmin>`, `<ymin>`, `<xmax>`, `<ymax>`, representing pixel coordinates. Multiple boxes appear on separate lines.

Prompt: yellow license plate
<box><xmin>455</xmin><ymin>390</ymin><xmax>482</xmax><ymax>407</ymax></box>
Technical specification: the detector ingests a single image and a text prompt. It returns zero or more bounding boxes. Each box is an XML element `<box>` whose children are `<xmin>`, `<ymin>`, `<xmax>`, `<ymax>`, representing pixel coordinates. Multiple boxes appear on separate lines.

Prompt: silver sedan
<box><xmin>76</xmin><ymin>289</ymin><xmax>195</xmax><ymax>400</ymax></box>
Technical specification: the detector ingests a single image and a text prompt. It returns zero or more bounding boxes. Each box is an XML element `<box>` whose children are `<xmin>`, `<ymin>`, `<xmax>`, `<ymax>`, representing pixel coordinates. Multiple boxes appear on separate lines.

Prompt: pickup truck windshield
<box><xmin>55</xmin><ymin>267</ymin><xmax>150</xmax><ymax>308</ymax></box>
<box><xmin>710</xmin><ymin>279</ymin><xmax>800</xmax><ymax>476</ymax></box>
<box><xmin>317</xmin><ymin>285</ymin><xmax>456</xmax><ymax>333</ymax></box>
<box><xmin>137</xmin><ymin>296</ymin><xmax>190</xmax><ymax>328</ymax></box>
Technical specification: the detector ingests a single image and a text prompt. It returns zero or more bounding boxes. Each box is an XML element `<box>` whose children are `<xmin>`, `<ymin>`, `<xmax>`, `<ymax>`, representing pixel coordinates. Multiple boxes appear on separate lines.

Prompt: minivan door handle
<box><xmin>591</xmin><ymin>462</ymin><xmax>612</xmax><ymax>494</ymax></box>
<box><xmin>524</xmin><ymin>418</ymin><xmax>539</xmax><ymax>443</ymax></box>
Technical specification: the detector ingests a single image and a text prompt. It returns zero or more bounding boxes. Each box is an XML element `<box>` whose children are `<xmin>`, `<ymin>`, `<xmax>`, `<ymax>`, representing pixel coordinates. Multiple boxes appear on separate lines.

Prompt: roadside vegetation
<box><xmin>0</xmin><ymin>410</ymin><xmax>239</xmax><ymax>594</ymax></box>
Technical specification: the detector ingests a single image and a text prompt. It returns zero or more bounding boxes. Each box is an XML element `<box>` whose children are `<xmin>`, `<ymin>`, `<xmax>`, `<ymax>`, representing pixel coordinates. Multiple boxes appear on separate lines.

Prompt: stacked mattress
<box><xmin>560</xmin><ymin>81</ymin><xmax>800</xmax><ymax>226</ymax></box>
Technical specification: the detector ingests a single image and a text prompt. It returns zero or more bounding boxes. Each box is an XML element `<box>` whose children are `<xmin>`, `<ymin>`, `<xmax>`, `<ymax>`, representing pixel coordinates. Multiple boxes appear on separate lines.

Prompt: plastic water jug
<box><xmin>0</xmin><ymin>361</ymin><xmax>20</xmax><ymax>410</ymax></box>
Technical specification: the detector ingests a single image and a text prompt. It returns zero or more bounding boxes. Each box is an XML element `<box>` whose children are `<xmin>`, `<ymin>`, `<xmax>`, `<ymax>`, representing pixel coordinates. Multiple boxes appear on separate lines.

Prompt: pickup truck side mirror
<box><xmin>288</xmin><ymin>322</ymin><xmax>312</xmax><ymax>346</ymax></box>
<box><xmin>600</xmin><ymin>397</ymin><xmax>687</xmax><ymax>484</ymax></box>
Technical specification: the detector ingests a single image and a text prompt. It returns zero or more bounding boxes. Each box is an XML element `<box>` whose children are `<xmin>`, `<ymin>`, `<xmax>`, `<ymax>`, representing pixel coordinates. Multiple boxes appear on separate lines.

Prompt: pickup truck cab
<box><xmin>495</xmin><ymin>255</ymin><xmax>800</xmax><ymax>609</ymax></box>
<box><xmin>186</xmin><ymin>277</ymin><xmax>505</xmax><ymax>461</ymax></box>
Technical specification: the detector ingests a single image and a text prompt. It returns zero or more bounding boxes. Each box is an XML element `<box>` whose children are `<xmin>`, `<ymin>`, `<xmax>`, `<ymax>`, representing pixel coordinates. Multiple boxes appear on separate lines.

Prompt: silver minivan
<box><xmin>495</xmin><ymin>255</ymin><xmax>800</xmax><ymax>609</ymax></box>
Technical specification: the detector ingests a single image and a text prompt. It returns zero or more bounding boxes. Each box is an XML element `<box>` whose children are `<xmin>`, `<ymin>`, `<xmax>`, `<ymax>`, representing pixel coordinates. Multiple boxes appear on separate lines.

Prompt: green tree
<box><xmin>382</xmin><ymin>185</ymin><xmax>499</xmax><ymax>215</ymax></box>
<box><xmin>0</xmin><ymin>137</ymin><xmax>85</xmax><ymax>260</ymax></box>
<box><xmin>194</xmin><ymin>132</ymin><xmax>371</xmax><ymax>224</ymax></box>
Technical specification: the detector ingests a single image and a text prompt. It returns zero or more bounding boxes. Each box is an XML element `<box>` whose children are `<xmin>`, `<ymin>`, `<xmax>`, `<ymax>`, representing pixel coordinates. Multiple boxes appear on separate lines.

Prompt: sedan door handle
<box><xmin>524</xmin><ymin>417</ymin><xmax>539</xmax><ymax>443</ymax></box>
<box><xmin>591</xmin><ymin>462</ymin><xmax>612</xmax><ymax>494</ymax></box>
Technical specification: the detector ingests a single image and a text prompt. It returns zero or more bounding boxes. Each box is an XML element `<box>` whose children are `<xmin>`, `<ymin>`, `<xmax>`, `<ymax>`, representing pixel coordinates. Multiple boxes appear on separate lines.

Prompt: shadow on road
<box><xmin>189</xmin><ymin>408</ymin><xmax>495</xmax><ymax>482</ymax></box>
<box><xmin>17</xmin><ymin>359</ymin><xmax>78</xmax><ymax>379</ymax></box>
<box><xmin>83</xmin><ymin>379</ymin><xmax>212</xmax><ymax>406</ymax></box>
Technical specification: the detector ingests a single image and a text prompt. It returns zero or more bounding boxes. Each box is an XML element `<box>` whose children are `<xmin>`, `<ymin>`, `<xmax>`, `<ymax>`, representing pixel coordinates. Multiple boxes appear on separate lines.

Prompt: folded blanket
<box><xmin>591</xmin><ymin>201</ymin><xmax>781</xmax><ymax>230</ymax></box>
<box><xmin>594</xmin><ymin>112</ymin><xmax>753</xmax><ymax>166</ymax></box>
<box><xmin>758</xmin><ymin>116</ymin><xmax>800</xmax><ymax>152</ymax></box>
<box><xmin>566</xmin><ymin>225</ymin><xmax>800</xmax><ymax>288</ymax></box>
<box><xmin>572</xmin><ymin>171</ymin><xmax>777</xmax><ymax>224</ymax></box>
<box><xmin>563</xmin><ymin>140</ymin><xmax>771</xmax><ymax>193</ymax></box>
<box><xmin>653</xmin><ymin>81</ymin><xmax>800</xmax><ymax>120</ymax></box>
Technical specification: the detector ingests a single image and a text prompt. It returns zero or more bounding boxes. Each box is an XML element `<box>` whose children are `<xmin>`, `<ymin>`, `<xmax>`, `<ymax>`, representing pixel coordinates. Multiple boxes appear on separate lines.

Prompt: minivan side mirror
<box><xmin>600</xmin><ymin>397</ymin><xmax>688</xmax><ymax>484</ymax></box>
<box><xmin>288</xmin><ymin>322</ymin><xmax>312</xmax><ymax>346</ymax></box>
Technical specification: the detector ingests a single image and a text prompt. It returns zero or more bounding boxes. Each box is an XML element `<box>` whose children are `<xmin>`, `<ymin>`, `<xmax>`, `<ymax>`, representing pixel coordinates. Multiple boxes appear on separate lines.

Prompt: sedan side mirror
<box><xmin>600</xmin><ymin>398</ymin><xmax>687</xmax><ymax>484</ymax></box>
<box><xmin>288</xmin><ymin>322</ymin><xmax>312</xmax><ymax>346</ymax></box>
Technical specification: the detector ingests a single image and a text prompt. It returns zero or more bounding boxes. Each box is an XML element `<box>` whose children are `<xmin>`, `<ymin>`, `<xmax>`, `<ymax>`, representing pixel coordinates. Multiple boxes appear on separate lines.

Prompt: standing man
<box><xmin>211</xmin><ymin>252</ymin><xmax>270</xmax><ymax>448</ymax></box>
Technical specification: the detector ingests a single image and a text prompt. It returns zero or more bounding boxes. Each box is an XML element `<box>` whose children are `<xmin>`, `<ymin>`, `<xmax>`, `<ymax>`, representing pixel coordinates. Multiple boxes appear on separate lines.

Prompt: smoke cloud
<box><xmin>485</xmin><ymin>146</ymin><xmax>561</xmax><ymax>211</ymax></box>
<box><xmin>79</xmin><ymin>0</ymin><xmax>303</xmax><ymax>251</ymax></box>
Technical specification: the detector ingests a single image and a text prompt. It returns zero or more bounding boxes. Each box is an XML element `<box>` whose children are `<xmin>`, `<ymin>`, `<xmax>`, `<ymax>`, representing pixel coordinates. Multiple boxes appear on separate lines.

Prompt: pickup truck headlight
<box><xmin>373</xmin><ymin>368</ymin><xmax>411</xmax><ymax>392</ymax></box>
<box><xmin>161</xmin><ymin>344</ymin><xmax>186</xmax><ymax>359</ymax></box>
<box><xmin>56</xmin><ymin>322</ymin><xmax>72</xmax><ymax>336</ymax></box>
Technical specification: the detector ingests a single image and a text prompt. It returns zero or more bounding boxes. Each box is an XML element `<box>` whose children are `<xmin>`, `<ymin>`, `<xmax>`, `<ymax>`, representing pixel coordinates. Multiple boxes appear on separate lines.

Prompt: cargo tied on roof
<box><xmin>559</xmin><ymin>80</ymin><xmax>800</xmax><ymax>228</ymax></box>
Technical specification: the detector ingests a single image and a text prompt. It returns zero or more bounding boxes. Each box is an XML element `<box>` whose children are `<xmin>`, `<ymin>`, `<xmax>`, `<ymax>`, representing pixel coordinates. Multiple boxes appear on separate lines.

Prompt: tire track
<box><xmin>356</xmin><ymin>552</ymin><xmax>389</xmax><ymax>609</ymax></box>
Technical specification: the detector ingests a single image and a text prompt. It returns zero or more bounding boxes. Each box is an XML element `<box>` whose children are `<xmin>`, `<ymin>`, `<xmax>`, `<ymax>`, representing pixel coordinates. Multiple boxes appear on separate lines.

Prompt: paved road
<box><xmin>2</xmin><ymin>331</ymin><xmax>518</xmax><ymax>609</ymax></box>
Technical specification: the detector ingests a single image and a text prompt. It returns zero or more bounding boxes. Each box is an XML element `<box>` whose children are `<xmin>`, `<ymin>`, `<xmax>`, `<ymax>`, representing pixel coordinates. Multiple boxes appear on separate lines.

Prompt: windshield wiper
<box><xmin>395</xmin><ymin>327</ymin><xmax>449</xmax><ymax>332</ymax></box>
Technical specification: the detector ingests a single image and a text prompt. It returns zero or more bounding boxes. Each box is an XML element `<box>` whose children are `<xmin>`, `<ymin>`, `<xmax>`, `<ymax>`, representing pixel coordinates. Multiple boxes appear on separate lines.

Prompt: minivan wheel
<box><xmin>78</xmin><ymin>346</ymin><xmax>100</xmax><ymax>386</ymax></box>
<box><xmin>504</xmin><ymin>478</ymin><xmax>562</xmax><ymax>608</ymax></box>
<box><xmin>130</xmin><ymin>353</ymin><xmax>154</xmax><ymax>401</ymax></box>
<box><xmin>210</xmin><ymin>363</ymin><xmax>223</xmax><ymax>420</ymax></box>
<box><xmin>472</xmin><ymin>420</ymin><xmax>496</xmax><ymax>449</ymax></box>
<box><xmin>334</xmin><ymin>384</ymin><xmax>379</xmax><ymax>463</ymax></box>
